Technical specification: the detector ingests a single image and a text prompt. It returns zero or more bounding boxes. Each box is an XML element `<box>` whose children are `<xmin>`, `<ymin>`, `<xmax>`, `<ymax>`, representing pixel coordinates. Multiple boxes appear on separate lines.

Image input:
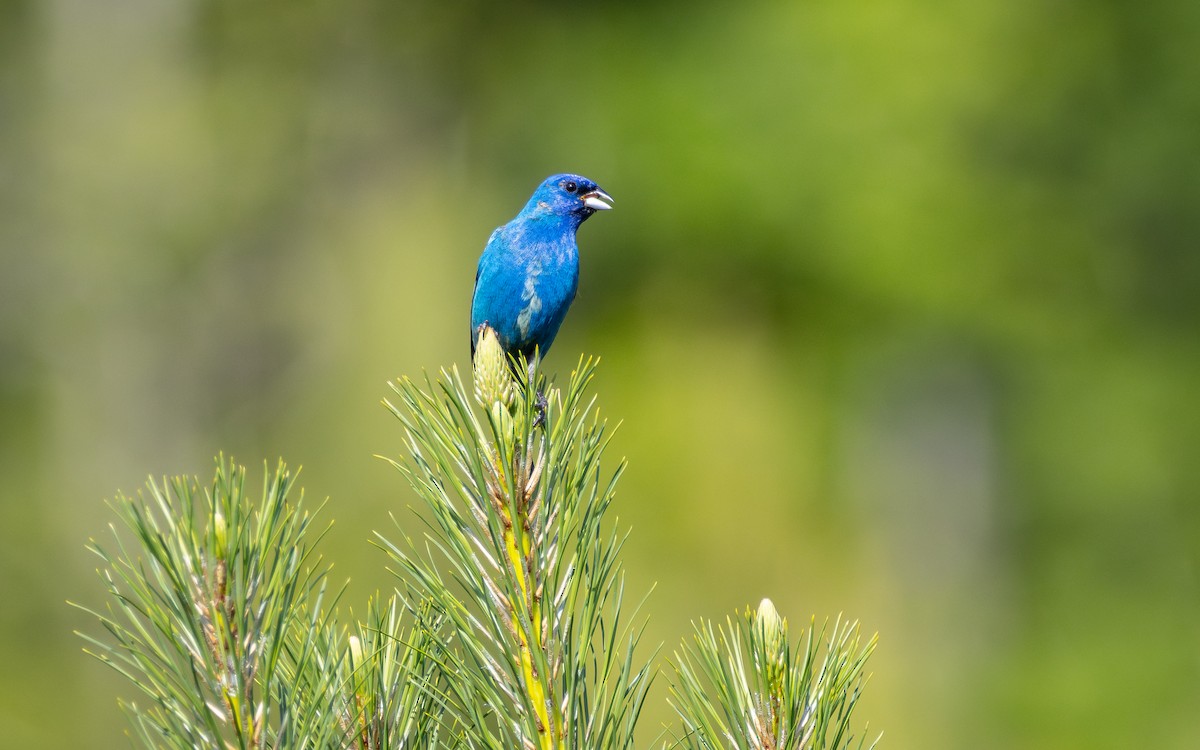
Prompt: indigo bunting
<box><xmin>470</xmin><ymin>173</ymin><xmax>613</xmax><ymax>363</ymax></box>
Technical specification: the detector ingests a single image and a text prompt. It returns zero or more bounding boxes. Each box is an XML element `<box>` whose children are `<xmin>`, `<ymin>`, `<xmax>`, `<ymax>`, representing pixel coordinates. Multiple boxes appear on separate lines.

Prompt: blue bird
<box><xmin>470</xmin><ymin>173</ymin><xmax>613</xmax><ymax>364</ymax></box>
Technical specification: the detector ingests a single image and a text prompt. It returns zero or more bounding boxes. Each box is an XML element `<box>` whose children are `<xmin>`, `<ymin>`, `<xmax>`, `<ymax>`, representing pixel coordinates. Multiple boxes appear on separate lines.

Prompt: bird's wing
<box><xmin>470</xmin><ymin>259</ymin><xmax>482</xmax><ymax>357</ymax></box>
<box><xmin>470</xmin><ymin>228</ymin><xmax>503</xmax><ymax>357</ymax></box>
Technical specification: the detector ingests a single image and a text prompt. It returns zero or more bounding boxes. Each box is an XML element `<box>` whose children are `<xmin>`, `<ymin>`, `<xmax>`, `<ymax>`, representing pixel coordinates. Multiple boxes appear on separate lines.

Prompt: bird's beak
<box><xmin>582</xmin><ymin>189</ymin><xmax>614</xmax><ymax>211</ymax></box>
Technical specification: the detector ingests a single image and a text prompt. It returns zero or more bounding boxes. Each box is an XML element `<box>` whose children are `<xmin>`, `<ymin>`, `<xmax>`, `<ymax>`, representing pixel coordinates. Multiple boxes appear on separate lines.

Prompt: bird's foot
<box><xmin>532</xmin><ymin>391</ymin><xmax>549</xmax><ymax>430</ymax></box>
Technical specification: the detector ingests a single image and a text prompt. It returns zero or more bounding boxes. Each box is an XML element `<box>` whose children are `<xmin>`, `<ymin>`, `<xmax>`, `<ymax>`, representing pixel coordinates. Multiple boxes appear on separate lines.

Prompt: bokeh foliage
<box><xmin>2</xmin><ymin>1</ymin><xmax>1198</xmax><ymax>748</ymax></box>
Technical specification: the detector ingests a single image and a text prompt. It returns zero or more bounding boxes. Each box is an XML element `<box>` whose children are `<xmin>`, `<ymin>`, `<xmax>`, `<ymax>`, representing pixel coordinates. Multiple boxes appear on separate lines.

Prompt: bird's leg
<box><xmin>531</xmin><ymin>391</ymin><xmax>548</xmax><ymax>430</ymax></box>
<box><xmin>522</xmin><ymin>351</ymin><xmax>549</xmax><ymax>430</ymax></box>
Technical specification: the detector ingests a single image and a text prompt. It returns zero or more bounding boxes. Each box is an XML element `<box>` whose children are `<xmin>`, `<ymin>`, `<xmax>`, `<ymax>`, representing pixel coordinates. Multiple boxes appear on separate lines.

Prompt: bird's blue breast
<box><xmin>470</xmin><ymin>216</ymin><xmax>580</xmax><ymax>359</ymax></box>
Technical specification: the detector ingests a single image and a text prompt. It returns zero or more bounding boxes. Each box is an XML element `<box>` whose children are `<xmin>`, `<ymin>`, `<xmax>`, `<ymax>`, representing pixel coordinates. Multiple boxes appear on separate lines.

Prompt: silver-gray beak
<box><xmin>582</xmin><ymin>189</ymin><xmax>614</xmax><ymax>211</ymax></box>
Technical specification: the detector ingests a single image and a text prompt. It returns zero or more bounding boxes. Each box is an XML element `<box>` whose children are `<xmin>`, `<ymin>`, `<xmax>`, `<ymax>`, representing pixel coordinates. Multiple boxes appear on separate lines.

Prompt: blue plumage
<box><xmin>470</xmin><ymin>173</ymin><xmax>613</xmax><ymax>362</ymax></box>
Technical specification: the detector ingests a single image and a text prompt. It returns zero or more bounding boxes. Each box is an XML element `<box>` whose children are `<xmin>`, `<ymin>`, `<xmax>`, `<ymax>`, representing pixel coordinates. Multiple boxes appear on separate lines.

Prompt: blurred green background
<box><xmin>2</xmin><ymin>0</ymin><xmax>1198</xmax><ymax>747</ymax></box>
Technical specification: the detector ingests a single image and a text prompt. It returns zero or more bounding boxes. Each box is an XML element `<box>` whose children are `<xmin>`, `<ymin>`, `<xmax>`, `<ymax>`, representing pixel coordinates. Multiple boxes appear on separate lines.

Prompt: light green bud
<box><xmin>473</xmin><ymin>325</ymin><xmax>514</xmax><ymax>409</ymax></box>
<box><xmin>213</xmin><ymin>510</ymin><xmax>228</xmax><ymax>560</ymax></box>
<box><xmin>757</xmin><ymin>597</ymin><xmax>786</xmax><ymax>664</ymax></box>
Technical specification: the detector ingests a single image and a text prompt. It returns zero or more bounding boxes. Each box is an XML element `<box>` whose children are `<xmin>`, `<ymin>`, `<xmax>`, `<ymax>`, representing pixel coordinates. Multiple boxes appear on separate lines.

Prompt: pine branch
<box><xmin>341</xmin><ymin>597</ymin><xmax>468</xmax><ymax>748</ymax></box>
<box><xmin>377</xmin><ymin>327</ymin><xmax>655</xmax><ymax>749</ymax></box>
<box><xmin>72</xmin><ymin>458</ymin><xmax>452</xmax><ymax>749</ymax></box>
<box><xmin>668</xmin><ymin>600</ymin><xmax>878</xmax><ymax>750</ymax></box>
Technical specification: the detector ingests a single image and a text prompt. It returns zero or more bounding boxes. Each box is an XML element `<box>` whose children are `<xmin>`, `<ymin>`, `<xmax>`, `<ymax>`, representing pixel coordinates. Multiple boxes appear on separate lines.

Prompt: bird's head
<box><xmin>525</xmin><ymin>173</ymin><xmax>613</xmax><ymax>222</ymax></box>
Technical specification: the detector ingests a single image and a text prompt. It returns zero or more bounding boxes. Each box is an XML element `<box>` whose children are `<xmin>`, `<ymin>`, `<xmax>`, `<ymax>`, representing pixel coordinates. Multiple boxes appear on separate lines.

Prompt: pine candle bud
<box><xmin>757</xmin><ymin>598</ymin><xmax>786</xmax><ymax>666</ymax></box>
<box><xmin>347</xmin><ymin>635</ymin><xmax>368</xmax><ymax>700</ymax></box>
<box><xmin>473</xmin><ymin>325</ymin><xmax>514</xmax><ymax>409</ymax></box>
<box><xmin>213</xmin><ymin>509</ymin><xmax>228</xmax><ymax>560</ymax></box>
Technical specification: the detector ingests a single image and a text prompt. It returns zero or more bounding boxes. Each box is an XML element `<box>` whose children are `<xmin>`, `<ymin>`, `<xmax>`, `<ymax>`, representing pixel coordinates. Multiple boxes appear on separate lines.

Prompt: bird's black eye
<box><xmin>564</xmin><ymin>180</ymin><xmax>578</xmax><ymax>193</ymax></box>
